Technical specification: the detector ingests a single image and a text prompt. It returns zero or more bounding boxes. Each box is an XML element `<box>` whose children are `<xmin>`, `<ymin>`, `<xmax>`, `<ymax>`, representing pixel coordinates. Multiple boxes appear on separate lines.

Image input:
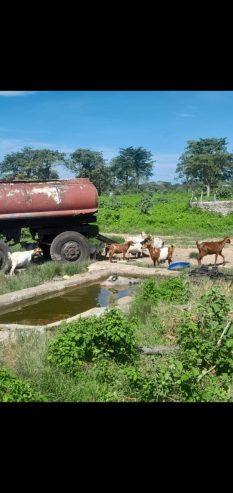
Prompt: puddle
<box><xmin>0</xmin><ymin>282</ymin><xmax>136</xmax><ymax>325</ymax></box>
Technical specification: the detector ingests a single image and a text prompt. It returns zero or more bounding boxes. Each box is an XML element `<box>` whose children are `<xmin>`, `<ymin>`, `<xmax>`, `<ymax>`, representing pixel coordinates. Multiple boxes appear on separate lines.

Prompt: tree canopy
<box><xmin>176</xmin><ymin>138</ymin><xmax>233</xmax><ymax>196</ymax></box>
<box><xmin>0</xmin><ymin>147</ymin><xmax>65</xmax><ymax>180</ymax></box>
<box><xmin>66</xmin><ymin>148</ymin><xmax>110</xmax><ymax>194</ymax></box>
<box><xmin>110</xmin><ymin>146</ymin><xmax>154</xmax><ymax>191</ymax></box>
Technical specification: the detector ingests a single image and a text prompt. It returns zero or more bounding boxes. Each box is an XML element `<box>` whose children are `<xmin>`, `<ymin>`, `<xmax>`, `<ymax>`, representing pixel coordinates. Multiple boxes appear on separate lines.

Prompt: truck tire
<box><xmin>50</xmin><ymin>231</ymin><xmax>90</xmax><ymax>263</ymax></box>
<box><xmin>0</xmin><ymin>240</ymin><xmax>10</xmax><ymax>273</ymax></box>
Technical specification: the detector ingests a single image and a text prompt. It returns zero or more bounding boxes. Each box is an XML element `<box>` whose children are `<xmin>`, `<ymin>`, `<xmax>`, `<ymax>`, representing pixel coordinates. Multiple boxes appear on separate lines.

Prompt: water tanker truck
<box><xmin>0</xmin><ymin>178</ymin><xmax>110</xmax><ymax>272</ymax></box>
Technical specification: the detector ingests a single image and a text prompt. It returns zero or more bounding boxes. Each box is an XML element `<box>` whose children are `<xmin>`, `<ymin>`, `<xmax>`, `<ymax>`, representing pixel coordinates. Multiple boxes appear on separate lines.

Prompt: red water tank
<box><xmin>0</xmin><ymin>179</ymin><xmax>98</xmax><ymax>220</ymax></box>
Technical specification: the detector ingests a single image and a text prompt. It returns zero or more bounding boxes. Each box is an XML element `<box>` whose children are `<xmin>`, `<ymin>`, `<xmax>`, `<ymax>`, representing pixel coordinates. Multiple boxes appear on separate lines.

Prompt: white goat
<box><xmin>152</xmin><ymin>237</ymin><xmax>164</xmax><ymax>248</ymax></box>
<box><xmin>127</xmin><ymin>233</ymin><xmax>164</xmax><ymax>258</ymax></box>
<box><xmin>8</xmin><ymin>247</ymin><xmax>43</xmax><ymax>275</ymax></box>
<box><xmin>127</xmin><ymin>232</ymin><xmax>148</xmax><ymax>258</ymax></box>
<box><xmin>141</xmin><ymin>238</ymin><xmax>164</xmax><ymax>257</ymax></box>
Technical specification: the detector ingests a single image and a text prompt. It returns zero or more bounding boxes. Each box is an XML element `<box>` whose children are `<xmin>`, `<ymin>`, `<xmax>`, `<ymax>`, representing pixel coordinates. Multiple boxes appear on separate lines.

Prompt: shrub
<box><xmin>138</xmin><ymin>195</ymin><xmax>153</xmax><ymax>214</ymax></box>
<box><xmin>127</xmin><ymin>286</ymin><xmax>233</xmax><ymax>402</ymax></box>
<box><xmin>123</xmin><ymin>360</ymin><xmax>183</xmax><ymax>402</ymax></box>
<box><xmin>107</xmin><ymin>198</ymin><xmax>122</xmax><ymax>210</ymax></box>
<box><xmin>177</xmin><ymin>286</ymin><xmax>233</xmax><ymax>374</ymax></box>
<box><xmin>103</xmin><ymin>210</ymin><xmax>120</xmax><ymax>222</ymax></box>
<box><xmin>216</xmin><ymin>186</ymin><xmax>233</xmax><ymax>200</ymax></box>
<box><xmin>140</xmin><ymin>276</ymin><xmax>190</xmax><ymax>304</ymax></box>
<box><xmin>0</xmin><ymin>365</ymin><xmax>46</xmax><ymax>402</ymax></box>
<box><xmin>47</xmin><ymin>307</ymin><xmax>137</xmax><ymax>375</ymax></box>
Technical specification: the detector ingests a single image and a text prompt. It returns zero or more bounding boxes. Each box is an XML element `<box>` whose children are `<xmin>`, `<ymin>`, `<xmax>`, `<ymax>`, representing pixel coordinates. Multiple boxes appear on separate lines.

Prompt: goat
<box><xmin>127</xmin><ymin>234</ymin><xmax>164</xmax><ymax>259</ymax></box>
<box><xmin>127</xmin><ymin>232</ymin><xmax>149</xmax><ymax>258</ymax></box>
<box><xmin>143</xmin><ymin>242</ymin><xmax>161</xmax><ymax>266</ymax></box>
<box><xmin>89</xmin><ymin>242</ymin><xmax>105</xmax><ymax>260</ymax></box>
<box><xmin>157</xmin><ymin>245</ymin><xmax>175</xmax><ymax>265</ymax></box>
<box><xmin>108</xmin><ymin>240</ymin><xmax>134</xmax><ymax>262</ymax></box>
<box><xmin>7</xmin><ymin>247</ymin><xmax>43</xmax><ymax>275</ymax></box>
<box><xmin>144</xmin><ymin>242</ymin><xmax>174</xmax><ymax>267</ymax></box>
<box><xmin>141</xmin><ymin>235</ymin><xmax>164</xmax><ymax>248</ymax></box>
<box><xmin>196</xmin><ymin>237</ymin><xmax>231</xmax><ymax>265</ymax></box>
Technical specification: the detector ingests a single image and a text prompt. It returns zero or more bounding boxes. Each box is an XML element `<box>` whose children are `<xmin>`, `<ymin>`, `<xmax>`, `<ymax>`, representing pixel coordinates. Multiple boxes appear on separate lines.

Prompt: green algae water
<box><xmin>0</xmin><ymin>283</ymin><xmax>135</xmax><ymax>325</ymax></box>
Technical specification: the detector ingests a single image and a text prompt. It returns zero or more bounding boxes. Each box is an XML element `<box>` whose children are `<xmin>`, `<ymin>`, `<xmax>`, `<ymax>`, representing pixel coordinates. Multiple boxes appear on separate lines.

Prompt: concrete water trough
<box><xmin>0</xmin><ymin>260</ymin><xmax>180</xmax><ymax>341</ymax></box>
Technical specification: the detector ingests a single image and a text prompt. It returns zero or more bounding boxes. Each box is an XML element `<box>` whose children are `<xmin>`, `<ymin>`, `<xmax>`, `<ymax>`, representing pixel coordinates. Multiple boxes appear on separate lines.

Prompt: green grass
<box><xmin>89</xmin><ymin>234</ymin><xmax>125</xmax><ymax>245</ymax></box>
<box><xmin>1</xmin><ymin>275</ymin><xmax>232</xmax><ymax>402</ymax></box>
<box><xmin>189</xmin><ymin>251</ymin><xmax>199</xmax><ymax>259</ymax></box>
<box><xmin>97</xmin><ymin>191</ymin><xmax>233</xmax><ymax>237</ymax></box>
<box><xmin>0</xmin><ymin>259</ymin><xmax>90</xmax><ymax>295</ymax></box>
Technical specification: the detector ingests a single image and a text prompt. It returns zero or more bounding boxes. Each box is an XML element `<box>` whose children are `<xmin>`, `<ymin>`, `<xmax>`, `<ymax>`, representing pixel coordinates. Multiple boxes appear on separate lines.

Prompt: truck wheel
<box><xmin>50</xmin><ymin>231</ymin><xmax>90</xmax><ymax>263</ymax></box>
<box><xmin>0</xmin><ymin>240</ymin><xmax>10</xmax><ymax>273</ymax></box>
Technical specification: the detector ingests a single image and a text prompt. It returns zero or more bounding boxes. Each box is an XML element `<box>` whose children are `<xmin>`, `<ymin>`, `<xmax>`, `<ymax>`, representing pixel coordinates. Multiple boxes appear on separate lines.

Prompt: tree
<box><xmin>0</xmin><ymin>147</ymin><xmax>65</xmax><ymax>180</ymax></box>
<box><xmin>176</xmin><ymin>138</ymin><xmax>233</xmax><ymax>197</ymax></box>
<box><xmin>110</xmin><ymin>146</ymin><xmax>154</xmax><ymax>191</ymax></box>
<box><xmin>67</xmin><ymin>148</ymin><xmax>110</xmax><ymax>194</ymax></box>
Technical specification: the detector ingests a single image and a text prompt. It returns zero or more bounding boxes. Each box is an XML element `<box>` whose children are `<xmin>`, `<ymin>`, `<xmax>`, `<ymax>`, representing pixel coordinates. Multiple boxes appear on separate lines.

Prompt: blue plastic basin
<box><xmin>167</xmin><ymin>261</ymin><xmax>191</xmax><ymax>270</ymax></box>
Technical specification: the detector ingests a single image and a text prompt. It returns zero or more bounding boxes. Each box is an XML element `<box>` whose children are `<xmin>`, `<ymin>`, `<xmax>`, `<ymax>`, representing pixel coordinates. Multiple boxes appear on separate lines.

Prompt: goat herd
<box><xmin>4</xmin><ymin>234</ymin><xmax>232</xmax><ymax>276</ymax></box>
<box><xmin>103</xmin><ymin>233</ymin><xmax>232</xmax><ymax>268</ymax></box>
<box><xmin>105</xmin><ymin>233</ymin><xmax>174</xmax><ymax>266</ymax></box>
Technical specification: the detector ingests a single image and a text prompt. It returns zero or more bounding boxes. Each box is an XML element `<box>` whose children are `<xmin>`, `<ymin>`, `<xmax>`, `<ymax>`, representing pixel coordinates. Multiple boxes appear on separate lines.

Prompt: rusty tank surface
<box><xmin>0</xmin><ymin>178</ymin><xmax>98</xmax><ymax>220</ymax></box>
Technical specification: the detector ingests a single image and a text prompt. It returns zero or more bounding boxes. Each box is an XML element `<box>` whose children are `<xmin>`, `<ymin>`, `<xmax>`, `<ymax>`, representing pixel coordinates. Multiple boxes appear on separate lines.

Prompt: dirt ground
<box><xmin>168</xmin><ymin>245</ymin><xmax>233</xmax><ymax>267</ymax></box>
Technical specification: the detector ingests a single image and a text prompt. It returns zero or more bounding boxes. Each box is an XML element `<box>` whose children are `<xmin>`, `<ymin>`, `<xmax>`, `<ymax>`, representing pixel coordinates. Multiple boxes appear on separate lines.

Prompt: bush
<box><xmin>126</xmin><ymin>285</ymin><xmax>233</xmax><ymax>402</ymax></box>
<box><xmin>216</xmin><ymin>186</ymin><xmax>233</xmax><ymax>200</ymax></box>
<box><xmin>177</xmin><ymin>286</ymin><xmax>233</xmax><ymax>374</ymax></box>
<box><xmin>140</xmin><ymin>276</ymin><xmax>190</xmax><ymax>304</ymax></box>
<box><xmin>47</xmin><ymin>307</ymin><xmax>137</xmax><ymax>375</ymax></box>
<box><xmin>103</xmin><ymin>210</ymin><xmax>120</xmax><ymax>222</ymax></box>
<box><xmin>107</xmin><ymin>198</ymin><xmax>122</xmax><ymax>210</ymax></box>
<box><xmin>138</xmin><ymin>195</ymin><xmax>153</xmax><ymax>214</ymax></box>
<box><xmin>0</xmin><ymin>365</ymin><xmax>46</xmax><ymax>402</ymax></box>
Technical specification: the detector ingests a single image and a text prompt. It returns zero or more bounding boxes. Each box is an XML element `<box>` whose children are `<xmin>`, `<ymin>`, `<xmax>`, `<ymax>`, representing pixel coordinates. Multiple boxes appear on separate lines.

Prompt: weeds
<box><xmin>1</xmin><ymin>276</ymin><xmax>233</xmax><ymax>402</ymax></box>
<box><xmin>0</xmin><ymin>260</ymin><xmax>90</xmax><ymax>295</ymax></box>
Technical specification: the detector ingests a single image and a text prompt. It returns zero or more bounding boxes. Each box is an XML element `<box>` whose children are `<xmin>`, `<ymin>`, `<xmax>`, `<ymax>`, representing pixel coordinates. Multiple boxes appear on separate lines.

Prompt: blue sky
<box><xmin>1</xmin><ymin>90</ymin><xmax>233</xmax><ymax>183</ymax></box>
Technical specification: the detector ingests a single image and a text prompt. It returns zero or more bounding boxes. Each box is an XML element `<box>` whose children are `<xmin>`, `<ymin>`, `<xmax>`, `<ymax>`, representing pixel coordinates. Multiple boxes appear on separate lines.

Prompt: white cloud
<box><xmin>0</xmin><ymin>91</ymin><xmax>36</xmax><ymax>97</ymax></box>
<box><xmin>175</xmin><ymin>112</ymin><xmax>195</xmax><ymax>118</ymax></box>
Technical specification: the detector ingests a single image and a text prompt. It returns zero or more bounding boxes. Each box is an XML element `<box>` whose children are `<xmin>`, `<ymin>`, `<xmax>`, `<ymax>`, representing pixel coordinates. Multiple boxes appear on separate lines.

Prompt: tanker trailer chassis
<box><xmin>0</xmin><ymin>215</ymin><xmax>116</xmax><ymax>271</ymax></box>
<box><xmin>0</xmin><ymin>179</ymin><xmax>117</xmax><ymax>272</ymax></box>
<box><xmin>0</xmin><ymin>215</ymin><xmax>100</xmax><ymax>270</ymax></box>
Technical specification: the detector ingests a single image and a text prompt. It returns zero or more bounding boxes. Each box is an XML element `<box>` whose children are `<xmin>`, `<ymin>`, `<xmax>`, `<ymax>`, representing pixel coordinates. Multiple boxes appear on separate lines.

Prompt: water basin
<box><xmin>0</xmin><ymin>282</ymin><xmax>136</xmax><ymax>325</ymax></box>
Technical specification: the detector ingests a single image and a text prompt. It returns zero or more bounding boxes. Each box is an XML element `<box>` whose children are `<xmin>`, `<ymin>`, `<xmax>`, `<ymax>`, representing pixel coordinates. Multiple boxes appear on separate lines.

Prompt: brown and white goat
<box><xmin>196</xmin><ymin>237</ymin><xmax>231</xmax><ymax>265</ymax></box>
<box><xmin>107</xmin><ymin>241</ymin><xmax>134</xmax><ymax>262</ymax></box>
<box><xmin>143</xmin><ymin>243</ymin><xmax>161</xmax><ymax>266</ymax></box>
<box><xmin>143</xmin><ymin>242</ymin><xmax>175</xmax><ymax>267</ymax></box>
